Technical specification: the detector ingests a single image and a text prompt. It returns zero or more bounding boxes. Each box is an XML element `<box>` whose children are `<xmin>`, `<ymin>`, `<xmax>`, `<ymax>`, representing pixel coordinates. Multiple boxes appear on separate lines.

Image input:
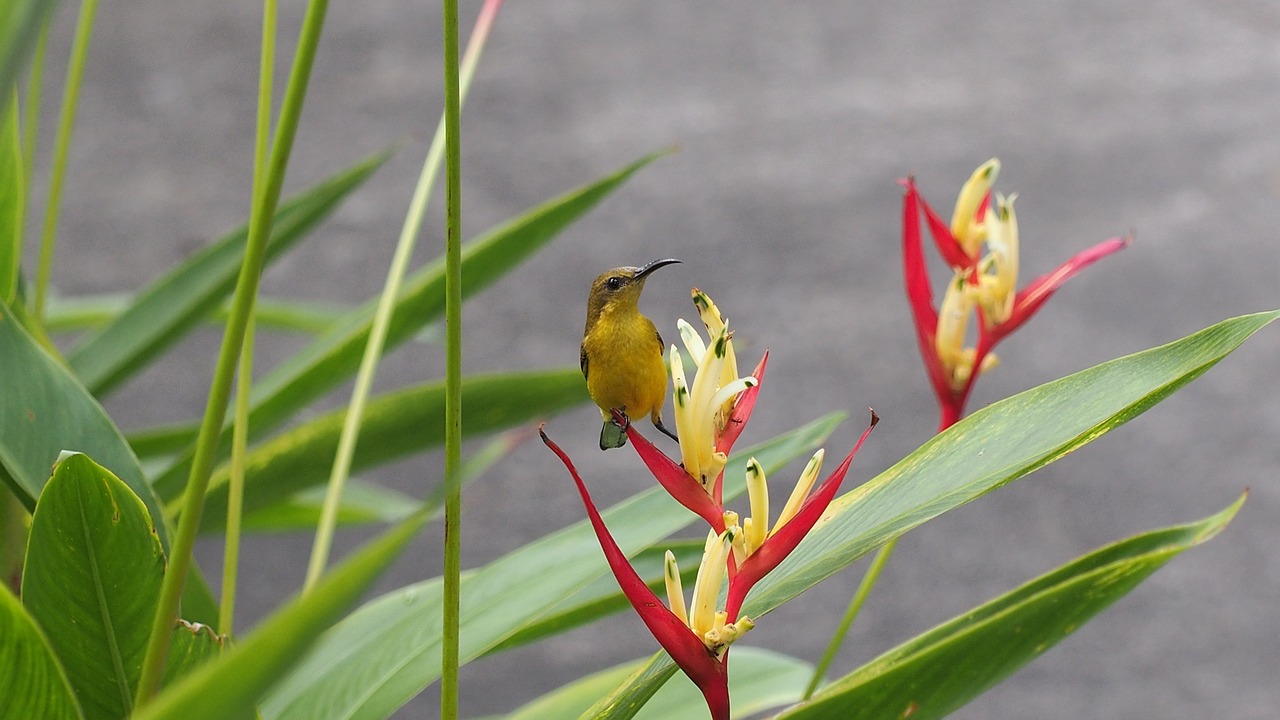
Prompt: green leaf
<box><xmin>0</xmin><ymin>92</ymin><xmax>21</xmax><ymax>304</ymax></box>
<box><xmin>0</xmin><ymin>0</ymin><xmax>58</xmax><ymax>111</ymax></box>
<box><xmin>239</xmin><ymin>481</ymin><xmax>420</xmax><ymax>533</ymax></box>
<box><xmin>20</xmin><ymin>453</ymin><xmax>164</xmax><ymax>720</ymax></box>
<box><xmin>67</xmin><ymin>150</ymin><xmax>389</xmax><ymax>396</ymax></box>
<box><xmin>776</xmin><ymin>495</ymin><xmax>1246</xmax><ymax>719</ymax></box>
<box><xmin>150</xmin><ymin>151</ymin><xmax>664</xmax><ymax>498</ymax></box>
<box><xmin>259</xmin><ymin>414</ymin><xmax>842</xmax><ymax>720</ymax></box>
<box><xmin>191</xmin><ymin>368</ymin><xmax>590</xmax><ymax>528</ymax></box>
<box><xmin>45</xmin><ymin>293</ymin><xmax>349</xmax><ymax>335</ymax></box>
<box><xmin>583</xmin><ymin>310</ymin><xmax>1279</xmax><ymax>719</ymax></box>
<box><xmin>490</xmin><ymin>647</ymin><xmax>814</xmax><ymax>720</ymax></box>
<box><xmin>160</xmin><ymin>621</ymin><xmax>224</xmax><ymax>690</ymax></box>
<box><xmin>130</xmin><ymin>509</ymin><xmax>428</xmax><ymax>720</ymax></box>
<box><xmin>0</xmin><ymin>582</ymin><xmax>83</xmax><ymax>720</ymax></box>
<box><xmin>0</xmin><ymin>303</ymin><xmax>168</xmax><ymax>548</ymax></box>
<box><xmin>485</xmin><ymin>540</ymin><xmax>705</xmax><ymax>656</ymax></box>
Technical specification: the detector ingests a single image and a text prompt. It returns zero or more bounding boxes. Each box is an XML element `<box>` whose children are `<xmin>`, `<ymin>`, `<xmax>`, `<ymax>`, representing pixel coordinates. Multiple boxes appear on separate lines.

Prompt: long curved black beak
<box><xmin>633</xmin><ymin>258</ymin><xmax>682</xmax><ymax>281</ymax></box>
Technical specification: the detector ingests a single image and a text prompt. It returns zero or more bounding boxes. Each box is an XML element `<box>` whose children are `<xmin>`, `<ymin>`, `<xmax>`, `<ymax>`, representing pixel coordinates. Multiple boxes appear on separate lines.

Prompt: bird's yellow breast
<box><xmin>582</xmin><ymin>310</ymin><xmax>668</xmax><ymax>422</ymax></box>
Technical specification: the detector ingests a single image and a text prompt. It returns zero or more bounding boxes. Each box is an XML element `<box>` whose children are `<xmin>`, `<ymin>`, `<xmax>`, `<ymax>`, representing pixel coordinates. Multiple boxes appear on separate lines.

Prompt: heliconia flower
<box><xmin>724</xmin><ymin>412</ymin><xmax>878</xmax><ymax>621</ymax></box>
<box><xmin>665</xmin><ymin>531</ymin><xmax>756</xmax><ymax>659</ymax></box>
<box><xmin>541</xmin><ymin>426</ymin><xmax>737</xmax><ymax>720</ymax></box>
<box><xmin>901</xmin><ymin>160</ymin><xmax>1129</xmax><ymax>428</ymax></box>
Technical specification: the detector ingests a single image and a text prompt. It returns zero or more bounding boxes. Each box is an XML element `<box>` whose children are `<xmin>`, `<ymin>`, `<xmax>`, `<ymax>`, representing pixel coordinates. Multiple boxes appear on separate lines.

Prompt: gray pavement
<box><xmin>32</xmin><ymin>1</ymin><xmax>1280</xmax><ymax>718</ymax></box>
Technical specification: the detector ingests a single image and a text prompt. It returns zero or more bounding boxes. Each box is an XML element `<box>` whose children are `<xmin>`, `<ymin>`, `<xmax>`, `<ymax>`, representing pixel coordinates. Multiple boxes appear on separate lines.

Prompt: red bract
<box><xmin>623</xmin><ymin>414</ymin><xmax>726</xmax><ymax>532</ymax></box>
<box><xmin>900</xmin><ymin>169</ymin><xmax>1128</xmax><ymax>429</ymax></box>
<box><xmin>725</xmin><ymin>412</ymin><xmax>878</xmax><ymax>620</ymax></box>
<box><xmin>540</xmin><ymin>427</ymin><xmax>730</xmax><ymax>720</ymax></box>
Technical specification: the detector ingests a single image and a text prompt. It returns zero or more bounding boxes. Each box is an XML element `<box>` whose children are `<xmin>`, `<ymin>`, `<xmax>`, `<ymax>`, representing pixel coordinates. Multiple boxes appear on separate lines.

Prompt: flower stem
<box><xmin>220</xmin><ymin>0</ymin><xmax>276</xmax><ymax>637</ymax></box>
<box><xmin>440</xmin><ymin>0</ymin><xmax>463</xmax><ymax>717</ymax></box>
<box><xmin>133</xmin><ymin>0</ymin><xmax>330</xmax><ymax>705</ymax></box>
<box><xmin>34</xmin><ymin>0</ymin><xmax>99</xmax><ymax>321</ymax></box>
<box><xmin>303</xmin><ymin>0</ymin><xmax>500</xmax><ymax>594</ymax></box>
<box><xmin>802</xmin><ymin>536</ymin><xmax>897</xmax><ymax>699</ymax></box>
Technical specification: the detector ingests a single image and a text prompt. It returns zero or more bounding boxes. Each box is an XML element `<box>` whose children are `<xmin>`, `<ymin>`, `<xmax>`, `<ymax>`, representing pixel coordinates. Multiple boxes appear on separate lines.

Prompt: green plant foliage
<box><xmin>776</xmin><ymin>495</ymin><xmax>1245</xmax><ymax>719</ymax></box>
<box><xmin>130</xmin><ymin>509</ymin><xmax>428</xmax><ymax>720</ymax></box>
<box><xmin>0</xmin><ymin>94</ymin><xmax>21</xmax><ymax>304</ymax></box>
<box><xmin>0</xmin><ymin>303</ymin><xmax>167</xmax><ymax>543</ymax></box>
<box><xmin>21</xmin><ymin>453</ymin><xmax>164</xmax><ymax>720</ymax></box>
<box><xmin>258</xmin><ymin>415</ymin><xmax>842</xmax><ymax>720</ymax></box>
<box><xmin>149</xmin><ymin>151</ymin><xmax>666</xmax><ymax>498</ymax></box>
<box><xmin>0</xmin><ymin>582</ymin><xmax>83</xmax><ymax>720</ymax></box>
<box><xmin>68</xmin><ymin>151</ymin><xmax>389</xmax><ymax>396</ymax></box>
<box><xmin>160</xmin><ymin>621</ymin><xmax>225</xmax><ymax>692</ymax></box>
<box><xmin>580</xmin><ymin>311</ymin><xmax>1278</xmax><ymax>719</ymax></box>
<box><xmin>492</xmin><ymin>647</ymin><xmax>815</xmax><ymax>720</ymax></box>
<box><xmin>0</xmin><ymin>0</ymin><xmax>58</xmax><ymax>113</ymax></box>
<box><xmin>239</xmin><ymin>481</ymin><xmax>420</xmax><ymax>533</ymax></box>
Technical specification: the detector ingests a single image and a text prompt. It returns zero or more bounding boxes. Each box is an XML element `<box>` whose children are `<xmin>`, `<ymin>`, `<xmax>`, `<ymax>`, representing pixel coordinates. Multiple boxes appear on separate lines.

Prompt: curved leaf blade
<box><xmin>150</xmin><ymin>151</ymin><xmax>665</xmax><ymax>500</ymax></box>
<box><xmin>0</xmin><ymin>583</ymin><xmax>83</xmax><ymax>720</ymax></box>
<box><xmin>21</xmin><ymin>453</ymin><xmax>165</xmax><ymax>720</ymax></box>
<box><xmin>0</xmin><ymin>0</ymin><xmax>58</xmax><ymax>110</ymax></box>
<box><xmin>192</xmin><ymin>368</ymin><xmax>589</xmax><ymax>529</ymax></box>
<box><xmin>776</xmin><ymin>495</ymin><xmax>1245</xmax><ymax>719</ymax></box>
<box><xmin>260</xmin><ymin>414</ymin><xmax>843</xmax><ymax>720</ymax></box>
<box><xmin>0</xmin><ymin>303</ymin><xmax>166</xmax><ymax>546</ymax></box>
<box><xmin>68</xmin><ymin>151</ymin><xmax>389</xmax><ymax>396</ymax></box>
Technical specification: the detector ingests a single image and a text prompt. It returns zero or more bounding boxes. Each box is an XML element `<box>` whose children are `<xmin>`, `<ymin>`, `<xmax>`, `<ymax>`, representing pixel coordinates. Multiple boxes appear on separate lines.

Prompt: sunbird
<box><xmin>580</xmin><ymin>258</ymin><xmax>682</xmax><ymax>450</ymax></box>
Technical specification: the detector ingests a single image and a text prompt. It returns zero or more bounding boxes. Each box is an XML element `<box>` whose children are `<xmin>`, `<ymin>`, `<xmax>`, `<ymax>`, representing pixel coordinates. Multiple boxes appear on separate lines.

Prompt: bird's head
<box><xmin>585</xmin><ymin>258</ymin><xmax>681</xmax><ymax>326</ymax></box>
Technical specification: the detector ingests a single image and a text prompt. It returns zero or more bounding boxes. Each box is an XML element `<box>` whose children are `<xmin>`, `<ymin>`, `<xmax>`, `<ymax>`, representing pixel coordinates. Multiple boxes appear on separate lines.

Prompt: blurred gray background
<box><xmin>28</xmin><ymin>0</ymin><xmax>1280</xmax><ymax>718</ymax></box>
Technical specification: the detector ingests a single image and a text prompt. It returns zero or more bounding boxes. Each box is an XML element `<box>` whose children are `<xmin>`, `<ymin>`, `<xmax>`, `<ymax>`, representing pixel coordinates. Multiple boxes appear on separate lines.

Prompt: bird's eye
<box><xmin>606</xmin><ymin>276</ymin><xmax>624</xmax><ymax>291</ymax></box>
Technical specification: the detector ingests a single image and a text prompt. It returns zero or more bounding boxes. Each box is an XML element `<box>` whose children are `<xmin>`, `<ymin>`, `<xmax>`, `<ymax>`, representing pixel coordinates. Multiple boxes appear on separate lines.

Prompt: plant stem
<box><xmin>18</xmin><ymin>19</ymin><xmax>49</xmax><ymax>266</ymax></box>
<box><xmin>220</xmin><ymin>0</ymin><xmax>276</xmax><ymax>636</ymax></box>
<box><xmin>440</xmin><ymin>0</ymin><xmax>463</xmax><ymax>716</ymax></box>
<box><xmin>34</xmin><ymin>0</ymin><xmax>99</xmax><ymax>321</ymax></box>
<box><xmin>303</xmin><ymin>0</ymin><xmax>500</xmax><ymax>594</ymax></box>
<box><xmin>133</xmin><ymin>0</ymin><xmax>330</xmax><ymax>705</ymax></box>
<box><xmin>802</xmin><ymin>536</ymin><xmax>897</xmax><ymax>699</ymax></box>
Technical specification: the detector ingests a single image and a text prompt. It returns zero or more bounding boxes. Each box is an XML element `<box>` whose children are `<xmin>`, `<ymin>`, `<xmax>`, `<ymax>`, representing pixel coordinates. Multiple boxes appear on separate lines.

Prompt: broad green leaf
<box><xmin>68</xmin><ymin>150</ymin><xmax>389</xmax><ymax>396</ymax></box>
<box><xmin>21</xmin><ymin>453</ymin><xmax>164</xmax><ymax>720</ymax></box>
<box><xmin>130</xmin><ymin>509</ymin><xmax>427</xmax><ymax>720</ymax></box>
<box><xmin>151</xmin><ymin>151</ymin><xmax>664</xmax><ymax>498</ymax></box>
<box><xmin>584</xmin><ymin>310</ymin><xmax>1279</xmax><ymax>719</ymax></box>
<box><xmin>239</xmin><ymin>481</ymin><xmax>420</xmax><ymax>533</ymax></box>
<box><xmin>491</xmin><ymin>647</ymin><xmax>813</xmax><ymax>720</ymax></box>
<box><xmin>577</xmin><ymin>654</ymin><xmax>675</xmax><ymax>720</ymax></box>
<box><xmin>160</xmin><ymin>621</ymin><xmax>224</xmax><ymax>690</ymax></box>
<box><xmin>777</xmin><ymin>495</ymin><xmax>1245</xmax><ymax>719</ymax></box>
<box><xmin>191</xmin><ymin>368</ymin><xmax>590</xmax><ymax>528</ymax></box>
<box><xmin>0</xmin><ymin>0</ymin><xmax>58</xmax><ymax>111</ymax></box>
<box><xmin>0</xmin><ymin>303</ymin><xmax>167</xmax><ymax>546</ymax></box>
<box><xmin>260</xmin><ymin>414</ymin><xmax>842</xmax><ymax>720</ymax></box>
<box><xmin>0</xmin><ymin>582</ymin><xmax>82</xmax><ymax>720</ymax></box>
<box><xmin>1</xmin><ymin>93</ymin><xmax>21</xmax><ymax>304</ymax></box>
<box><xmin>485</xmin><ymin>540</ymin><xmax>705</xmax><ymax>656</ymax></box>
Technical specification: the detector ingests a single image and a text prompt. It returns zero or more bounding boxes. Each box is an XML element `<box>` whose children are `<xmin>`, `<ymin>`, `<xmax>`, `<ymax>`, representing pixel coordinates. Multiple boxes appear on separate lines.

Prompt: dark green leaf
<box><xmin>21</xmin><ymin>453</ymin><xmax>164</xmax><ymax>720</ymax></box>
<box><xmin>160</xmin><ymin>621</ymin><xmax>224</xmax><ymax>690</ymax></box>
<box><xmin>68</xmin><ymin>151</ymin><xmax>389</xmax><ymax>396</ymax></box>
<box><xmin>0</xmin><ymin>303</ymin><xmax>167</xmax><ymax>548</ymax></box>
<box><xmin>776</xmin><ymin>496</ymin><xmax>1245</xmax><ymax>719</ymax></box>
<box><xmin>0</xmin><ymin>582</ymin><xmax>82</xmax><ymax>720</ymax></box>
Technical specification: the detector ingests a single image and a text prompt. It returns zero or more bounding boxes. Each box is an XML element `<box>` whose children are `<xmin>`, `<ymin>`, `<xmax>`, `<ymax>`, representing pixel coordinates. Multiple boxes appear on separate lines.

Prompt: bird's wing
<box><xmin>655</xmin><ymin>329</ymin><xmax>664</xmax><ymax>354</ymax></box>
<box><xmin>579</xmin><ymin>342</ymin><xmax>589</xmax><ymax>380</ymax></box>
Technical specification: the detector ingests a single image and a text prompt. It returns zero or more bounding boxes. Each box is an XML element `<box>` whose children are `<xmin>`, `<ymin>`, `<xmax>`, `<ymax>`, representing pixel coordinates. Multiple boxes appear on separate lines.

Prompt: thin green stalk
<box><xmin>134</xmin><ymin>0</ymin><xmax>331</xmax><ymax>705</ymax></box>
<box><xmin>17</xmin><ymin>19</ymin><xmax>49</xmax><ymax>274</ymax></box>
<box><xmin>221</xmin><ymin>0</ymin><xmax>276</xmax><ymax>636</ymax></box>
<box><xmin>34</xmin><ymin>0</ymin><xmax>99</xmax><ymax>321</ymax></box>
<box><xmin>440</xmin><ymin>0</ymin><xmax>463</xmax><ymax>716</ymax></box>
<box><xmin>802</xmin><ymin>537</ymin><xmax>898</xmax><ymax>699</ymax></box>
<box><xmin>303</xmin><ymin>0</ymin><xmax>501</xmax><ymax>593</ymax></box>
